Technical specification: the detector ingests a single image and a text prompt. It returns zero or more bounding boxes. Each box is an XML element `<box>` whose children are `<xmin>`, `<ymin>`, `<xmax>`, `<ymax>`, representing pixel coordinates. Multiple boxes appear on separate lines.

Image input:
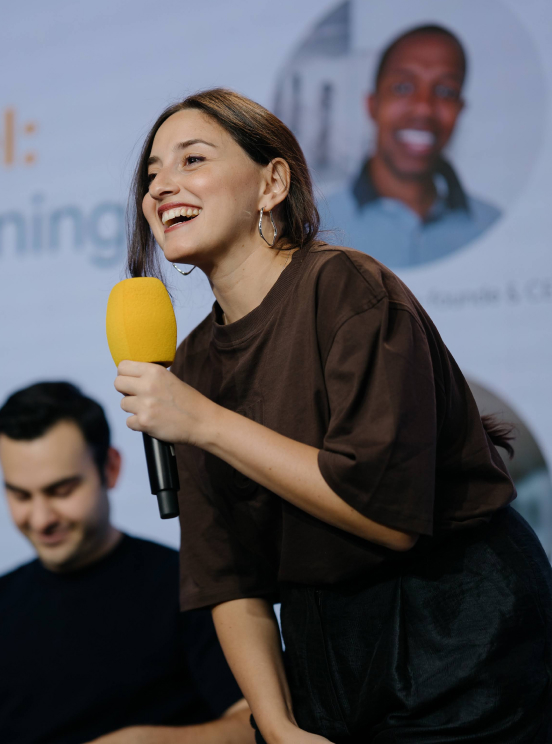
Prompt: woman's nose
<box><xmin>149</xmin><ymin>169</ymin><xmax>179</xmax><ymax>200</ymax></box>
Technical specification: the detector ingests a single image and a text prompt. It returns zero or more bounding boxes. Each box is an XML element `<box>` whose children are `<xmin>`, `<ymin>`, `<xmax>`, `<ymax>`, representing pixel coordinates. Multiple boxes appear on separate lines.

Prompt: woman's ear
<box><xmin>260</xmin><ymin>158</ymin><xmax>291</xmax><ymax>211</ymax></box>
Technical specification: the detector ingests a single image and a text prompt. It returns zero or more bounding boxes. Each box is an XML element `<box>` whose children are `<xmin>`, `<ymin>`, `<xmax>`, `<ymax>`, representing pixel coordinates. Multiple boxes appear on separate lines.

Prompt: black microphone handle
<box><xmin>142</xmin><ymin>433</ymin><xmax>180</xmax><ymax>519</ymax></box>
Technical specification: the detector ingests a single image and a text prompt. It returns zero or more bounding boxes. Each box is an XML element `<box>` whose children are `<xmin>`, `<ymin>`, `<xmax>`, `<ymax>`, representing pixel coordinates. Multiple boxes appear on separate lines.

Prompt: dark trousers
<box><xmin>253</xmin><ymin>508</ymin><xmax>552</xmax><ymax>743</ymax></box>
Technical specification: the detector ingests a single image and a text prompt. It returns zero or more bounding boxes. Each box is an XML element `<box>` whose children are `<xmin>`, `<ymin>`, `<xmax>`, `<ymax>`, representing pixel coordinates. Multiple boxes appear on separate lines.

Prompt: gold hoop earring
<box><xmin>172</xmin><ymin>264</ymin><xmax>196</xmax><ymax>276</ymax></box>
<box><xmin>258</xmin><ymin>208</ymin><xmax>277</xmax><ymax>247</ymax></box>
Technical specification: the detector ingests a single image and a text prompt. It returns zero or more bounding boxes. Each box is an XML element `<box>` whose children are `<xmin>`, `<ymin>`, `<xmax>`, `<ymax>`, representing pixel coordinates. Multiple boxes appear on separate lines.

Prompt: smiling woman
<box><xmin>114</xmin><ymin>88</ymin><xmax>552</xmax><ymax>743</ymax></box>
<box><xmin>127</xmin><ymin>88</ymin><xmax>319</xmax><ymax>282</ymax></box>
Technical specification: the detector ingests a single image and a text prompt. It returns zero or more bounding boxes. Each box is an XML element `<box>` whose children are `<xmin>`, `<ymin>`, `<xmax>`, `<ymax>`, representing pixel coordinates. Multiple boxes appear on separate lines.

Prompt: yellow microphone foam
<box><xmin>106</xmin><ymin>278</ymin><xmax>177</xmax><ymax>367</ymax></box>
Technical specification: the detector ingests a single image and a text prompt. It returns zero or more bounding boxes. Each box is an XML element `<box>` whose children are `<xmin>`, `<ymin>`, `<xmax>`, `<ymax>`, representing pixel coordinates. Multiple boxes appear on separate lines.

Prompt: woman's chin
<box><xmin>162</xmin><ymin>245</ymin><xmax>200</xmax><ymax>266</ymax></box>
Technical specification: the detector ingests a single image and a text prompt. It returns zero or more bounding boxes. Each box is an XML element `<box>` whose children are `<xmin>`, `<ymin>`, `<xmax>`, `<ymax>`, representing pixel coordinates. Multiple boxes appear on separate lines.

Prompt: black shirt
<box><xmin>0</xmin><ymin>534</ymin><xmax>241</xmax><ymax>743</ymax></box>
<box><xmin>171</xmin><ymin>244</ymin><xmax>515</xmax><ymax>611</ymax></box>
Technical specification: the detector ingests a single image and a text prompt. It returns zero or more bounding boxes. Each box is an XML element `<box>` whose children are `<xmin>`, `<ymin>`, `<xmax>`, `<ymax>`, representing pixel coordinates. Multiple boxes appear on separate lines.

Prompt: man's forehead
<box><xmin>0</xmin><ymin>422</ymin><xmax>90</xmax><ymax>488</ymax></box>
<box><xmin>383</xmin><ymin>33</ymin><xmax>465</xmax><ymax>76</ymax></box>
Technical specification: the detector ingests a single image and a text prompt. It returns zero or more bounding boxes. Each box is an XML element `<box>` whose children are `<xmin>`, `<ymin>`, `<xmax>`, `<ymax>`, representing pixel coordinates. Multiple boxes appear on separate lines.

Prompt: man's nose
<box><xmin>28</xmin><ymin>495</ymin><xmax>59</xmax><ymax>532</ymax></box>
<box><xmin>410</xmin><ymin>84</ymin><xmax>435</xmax><ymax>117</ymax></box>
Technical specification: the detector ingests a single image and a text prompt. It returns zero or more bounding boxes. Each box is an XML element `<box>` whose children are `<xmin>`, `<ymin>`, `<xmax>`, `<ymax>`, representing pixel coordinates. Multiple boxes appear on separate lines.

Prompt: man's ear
<box><xmin>104</xmin><ymin>447</ymin><xmax>122</xmax><ymax>490</ymax></box>
<box><xmin>260</xmin><ymin>158</ymin><xmax>291</xmax><ymax>212</ymax></box>
<box><xmin>367</xmin><ymin>93</ymin><xmax>378</xmax><ymax>122</ymax></box>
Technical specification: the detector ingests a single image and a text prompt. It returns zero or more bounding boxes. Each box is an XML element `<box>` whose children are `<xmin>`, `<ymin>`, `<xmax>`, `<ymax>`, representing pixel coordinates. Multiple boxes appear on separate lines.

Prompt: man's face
<box><xmin>0</xmin><ymin>421</ymin><xmax>119</xmax><ymax>572</ymax></box>
<box><xmin>368</xmin><ymin>32</ymin><xmax>465</xmax><ymax>180</ymax></box>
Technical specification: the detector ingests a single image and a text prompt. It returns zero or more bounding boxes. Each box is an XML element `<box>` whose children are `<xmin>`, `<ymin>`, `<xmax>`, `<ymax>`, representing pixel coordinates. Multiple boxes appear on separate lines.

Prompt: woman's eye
<box><xmin>147</xmin><ymin>172</ymin><xmax>157</xmax><ymax>184</ymax></box>
<box><xmin>184</xmin><ymin>155</ymin><xmax>205</xmax><ymax>166</ymax></box>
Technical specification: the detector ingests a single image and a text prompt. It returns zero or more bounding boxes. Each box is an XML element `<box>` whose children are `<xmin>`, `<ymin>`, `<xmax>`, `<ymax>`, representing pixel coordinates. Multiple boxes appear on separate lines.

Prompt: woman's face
<box><xmin>143</xmin><ymin>109</ymin><xmax>267</xmax><ymax>267</ymax></box>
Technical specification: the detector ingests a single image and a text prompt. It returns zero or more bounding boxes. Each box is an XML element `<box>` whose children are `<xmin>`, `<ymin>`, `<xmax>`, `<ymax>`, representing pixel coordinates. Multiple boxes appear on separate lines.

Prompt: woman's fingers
<box><xmin>117</xmin><ymin>360</ymin><xmax>151</xmax><ymax>377</ymax></box>
<box><xmin>112</xmin><ymin>362</ymin><xmax>214</xmax><ymax>443</ymax></box>
<box><xmin>114</xmin><ymin>375</ymin><xmax>141</xmax><ymax>396</ymax></box>
<box><xmin>114</xmin><ymin>361</ymin><xmax>162</xmax><ymax>395</ymax></box>
<box><xmin>114</xmin><ymin>364</ymin><xmax>170</xmax><ymax>434</ymax></box>
<box><xmin>125</xmin><ymin>414</ymin><xmax>142</xmax><ymax>432</ymax></box>
<box><xmin>120</xmin><ymin>395</ymin><xmax>139</xmax><ymax>414</ymax></box>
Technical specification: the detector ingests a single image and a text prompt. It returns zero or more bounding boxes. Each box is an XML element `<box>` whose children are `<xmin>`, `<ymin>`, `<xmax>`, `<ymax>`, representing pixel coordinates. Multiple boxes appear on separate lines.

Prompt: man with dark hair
<box><xmin>0</xmin><ymin>382</ymin><xmax>253</xmax><ymax>744</ymax></box>
<box><xmin>324</xmin><ymin>24</ymin><xmax>501</xmax><ymax>268</ymax></box>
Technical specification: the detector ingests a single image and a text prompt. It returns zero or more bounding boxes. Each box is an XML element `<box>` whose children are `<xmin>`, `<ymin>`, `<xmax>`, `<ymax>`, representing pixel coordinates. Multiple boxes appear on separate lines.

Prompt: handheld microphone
<box><xmin>106</xmin><ymin>278</ymin><xmax>180</xmax><ymax>520</ymax></box>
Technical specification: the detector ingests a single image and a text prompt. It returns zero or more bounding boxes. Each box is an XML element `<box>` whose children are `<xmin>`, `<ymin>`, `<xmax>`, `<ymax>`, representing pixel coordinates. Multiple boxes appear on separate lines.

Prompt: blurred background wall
<box><xmin>1</xmin><ymin>0</ymin><xmax>551</xmax><ymax>573</ymax></box>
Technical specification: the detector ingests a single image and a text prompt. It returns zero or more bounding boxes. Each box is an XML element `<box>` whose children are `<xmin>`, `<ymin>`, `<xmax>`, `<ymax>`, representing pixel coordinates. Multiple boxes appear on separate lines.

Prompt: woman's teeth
<box><xmin>161</xmin><ymin>206</ymin><xmax>202</xmax><ymax>226</ymax></box>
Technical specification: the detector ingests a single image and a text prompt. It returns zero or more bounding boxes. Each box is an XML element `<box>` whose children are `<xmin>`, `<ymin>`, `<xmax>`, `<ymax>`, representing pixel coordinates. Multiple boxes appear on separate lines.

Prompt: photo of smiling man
<box><xmin>324</xmin><ymin>24</ymin><xmax>502</xmax><ymax>268</ymax></box>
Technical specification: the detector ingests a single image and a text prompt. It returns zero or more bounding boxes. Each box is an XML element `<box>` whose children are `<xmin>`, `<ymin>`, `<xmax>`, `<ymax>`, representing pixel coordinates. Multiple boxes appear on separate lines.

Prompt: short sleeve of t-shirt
<box><xmin>317</xmin><ymin>298</ymin><xmax>437</xmax><ymax>536</ymax></box>
<box><xmin>176</xmin><ymin>446</ymin><xmax>279</xmax><ymax>611</ymax></box>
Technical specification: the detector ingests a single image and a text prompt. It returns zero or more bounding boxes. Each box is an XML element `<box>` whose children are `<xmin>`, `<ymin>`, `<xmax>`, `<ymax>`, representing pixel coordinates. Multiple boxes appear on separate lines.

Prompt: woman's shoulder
<box><xmin>304</xmin><ymin>242</ymin><xmax>416</xmax><ymax>315</ymax></box>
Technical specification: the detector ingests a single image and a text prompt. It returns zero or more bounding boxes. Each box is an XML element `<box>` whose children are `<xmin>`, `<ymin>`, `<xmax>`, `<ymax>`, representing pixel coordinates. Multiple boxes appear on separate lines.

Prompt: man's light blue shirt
<box><xmin>321</xmin><ymin>160</ymin><xmax>502</xmax><ymax>268</ymax></box>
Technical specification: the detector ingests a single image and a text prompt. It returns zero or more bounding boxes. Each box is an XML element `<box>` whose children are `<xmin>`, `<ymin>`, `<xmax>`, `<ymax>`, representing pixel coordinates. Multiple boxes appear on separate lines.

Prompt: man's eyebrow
<box><xmin>42</xmin><ymin>476</ymin><xmax>82</xmax><ymax>495</ymax></box>
<box><xmin>4</xmin><ymin>475</ymin><xmax>82</xmax><ymax>496</ymax></box>
<box><xmin>387</xmin><ymin>66</ymin><xmax>463</xmax><ymax>80</ymax></box>
<box><xmin>4</xmin><ymin>481</ymin><xmax>30</xmax><ymax>496</ymax></box>
<box><xmin>437</xmin><ymin>72</ymin><xmax>464</xmax><ymax>81</ymax></box>
<box><xmin>147</xmin><ymin>139</ymin><xmax>217</xmax><ymax>167</ymax></box>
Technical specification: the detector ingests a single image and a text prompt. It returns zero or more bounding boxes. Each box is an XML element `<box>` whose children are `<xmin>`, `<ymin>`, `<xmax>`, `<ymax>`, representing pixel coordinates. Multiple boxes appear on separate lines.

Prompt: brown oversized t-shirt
<box><xmin>171</xmin><ymin>243</ymin><xmax>515</xmax><ymax>611</ymax></box>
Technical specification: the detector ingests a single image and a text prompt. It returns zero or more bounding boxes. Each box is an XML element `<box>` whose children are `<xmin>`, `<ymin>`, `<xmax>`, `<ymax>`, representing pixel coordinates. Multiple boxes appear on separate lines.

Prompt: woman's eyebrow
<box><xmin>175</xmin><ymin>138</ymin><xmax>217</xmax><ymax>151</ymax></box>
<box><xmin>147</xmin><ymin>139</ymin><xmax>218</xmax><ymax>167</ymax></box>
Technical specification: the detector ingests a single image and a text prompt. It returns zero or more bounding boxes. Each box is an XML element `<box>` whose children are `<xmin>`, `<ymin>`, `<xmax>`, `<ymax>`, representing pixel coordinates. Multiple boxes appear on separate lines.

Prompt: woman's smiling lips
<box><xmin>157</xmin><ymin>202</ymin><xmax>203</xmax><ymax>233</ymax></box>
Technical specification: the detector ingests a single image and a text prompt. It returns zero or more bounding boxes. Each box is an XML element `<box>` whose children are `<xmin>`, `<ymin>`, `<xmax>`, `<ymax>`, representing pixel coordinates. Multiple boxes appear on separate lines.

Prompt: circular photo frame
<box><xmin>469</xmin><ymin>379</ymin><xmax>552</xmax><ymax>558</ymax></box>
<box><xmin>274</xmin><ymin>0</ymin><xmax>546</xmax><ymax>269</ymax></box>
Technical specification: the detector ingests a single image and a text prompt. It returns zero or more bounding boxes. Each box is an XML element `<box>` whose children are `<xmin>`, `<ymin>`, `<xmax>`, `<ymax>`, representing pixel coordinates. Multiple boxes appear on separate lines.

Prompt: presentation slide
<box><xmin>1</xmin><ymin>0</ymin><xmax>550</xmax><ymax>573</ymax></box>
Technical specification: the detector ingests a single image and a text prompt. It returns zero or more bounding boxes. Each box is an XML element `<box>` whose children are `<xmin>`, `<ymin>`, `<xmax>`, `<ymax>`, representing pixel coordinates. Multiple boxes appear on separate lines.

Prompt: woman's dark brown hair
<box><xmin>482</xmin><ymin>415</ymin><xmax>515</xmax><ymax>459</ymax></box>
<box><xmin>127</xmin><ymin>88</ymin><xmax>320</xmax><ymax>279</ymax></box>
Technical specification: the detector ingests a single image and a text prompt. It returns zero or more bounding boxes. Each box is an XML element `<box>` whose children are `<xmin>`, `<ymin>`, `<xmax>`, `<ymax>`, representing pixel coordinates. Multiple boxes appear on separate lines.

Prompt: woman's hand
<box><xmin>264</xmin><ymin>722</ymin><xmax>333</xmax><ymax>744</ymax></box>
<box><xmin>114</xmin><ymin>360</ymin><xmax>217</xmax><ymax>445</ymax></box>
<box><xmin>289</xmin><ymin>733</ymin><xmax>333</xmax><ymax>744</ymax></box>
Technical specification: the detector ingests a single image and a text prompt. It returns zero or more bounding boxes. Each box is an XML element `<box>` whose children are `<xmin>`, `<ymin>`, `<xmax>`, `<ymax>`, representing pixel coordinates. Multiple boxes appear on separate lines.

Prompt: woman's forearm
<box><xmin>115</xmin><ymin>363</ymin><xmax>416</xmax><ymax>551</ymax></box>
<box><xmin>87</xmin><ymin>702</ymin><xmax>254</xmax><ymax>744</ymax></box>
<box><xmin>88</xmin><ymin>718</ymin><xmax>253</xmax><ymax>744</ymax></box>
<box><xmin>200</xmin><ymin>405</ymin><xmax>416</xmax><ymax>551</ymax></box>
<box><xmin>212</xmin><ymin>599</ymin><xmax>297</xmax><ymax>744</ymax></box>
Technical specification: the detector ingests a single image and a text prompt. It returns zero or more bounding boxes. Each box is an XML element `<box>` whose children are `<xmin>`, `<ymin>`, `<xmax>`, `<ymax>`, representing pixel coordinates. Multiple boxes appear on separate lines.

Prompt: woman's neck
<box><xmin>207</xmin><ymin>241</ymin><xmax>296</xmax><ymax>325</ymax></box>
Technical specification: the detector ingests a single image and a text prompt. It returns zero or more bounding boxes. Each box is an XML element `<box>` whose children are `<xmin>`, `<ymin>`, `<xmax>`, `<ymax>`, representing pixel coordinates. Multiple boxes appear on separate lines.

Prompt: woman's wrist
<box><xmin>191</xmin><ymin>397</ymin><xmax>227</xmax><ymax>450</ymax></box>
<box><xmin>259</xmin><ymin>716</ymin><xmax>299</xmax><ymax>744</ymax></box>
